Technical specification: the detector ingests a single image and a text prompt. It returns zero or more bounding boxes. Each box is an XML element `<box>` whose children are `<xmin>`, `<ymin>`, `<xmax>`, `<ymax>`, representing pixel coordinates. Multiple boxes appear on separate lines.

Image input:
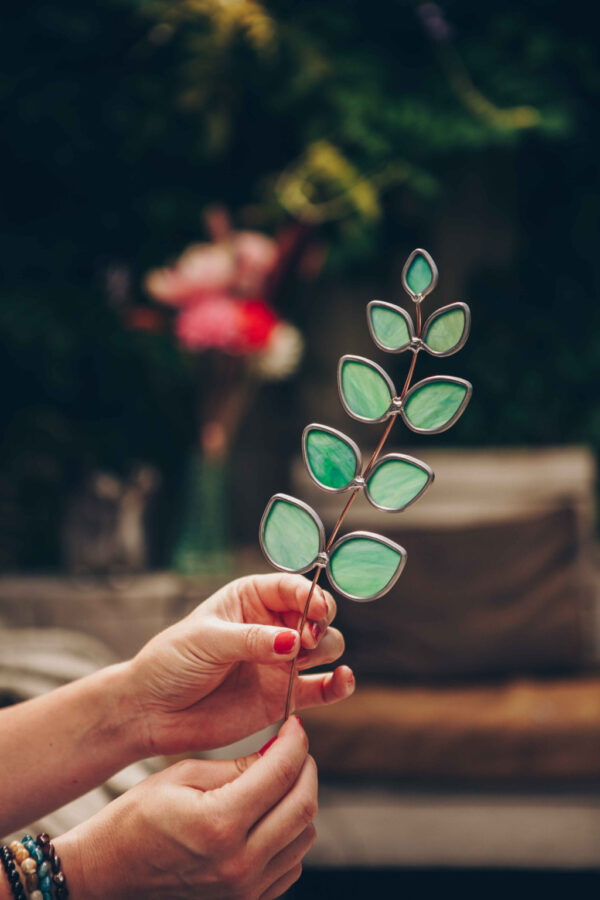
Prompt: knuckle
<box><xmin>297</xmin><ymin>794</ymin><xmax>318</xmax><ymax>824</ymax></box>
<box><xmin>275</xmin><ymin>756</ymin><xmax>301</xmax><ymax>790</ymax></box>
<box><xmin>244</xmin><ymin>623</ymin><xmax>264</xmax><ymax>656</ymax></box>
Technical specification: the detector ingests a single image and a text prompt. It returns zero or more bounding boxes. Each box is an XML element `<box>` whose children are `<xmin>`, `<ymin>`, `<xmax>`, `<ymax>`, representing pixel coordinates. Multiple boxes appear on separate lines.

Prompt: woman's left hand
<box><xmin>127</xmin><ymin>573</ymin><xmax>354</xmax><ymax>756</ymax></box>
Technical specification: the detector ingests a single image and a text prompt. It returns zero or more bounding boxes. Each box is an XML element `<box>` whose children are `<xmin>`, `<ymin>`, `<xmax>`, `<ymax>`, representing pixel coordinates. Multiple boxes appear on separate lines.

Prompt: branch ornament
<box><xmin>258</xmin><ymin>248</ymin><xmax>473</xmax><ymax>718</ymax></box>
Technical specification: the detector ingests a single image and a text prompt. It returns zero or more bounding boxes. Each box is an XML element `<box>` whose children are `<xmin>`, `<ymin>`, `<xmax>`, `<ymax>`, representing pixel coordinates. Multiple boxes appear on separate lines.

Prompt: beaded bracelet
<box><xmin>0</xmin><ymin>845</ymin><xmax>26</xmax><ymax>900</ymax></box>
<box><xmin>19</xmin><ymin>835</ymin><xmax>47</xmax><ymax>900</ymax></box>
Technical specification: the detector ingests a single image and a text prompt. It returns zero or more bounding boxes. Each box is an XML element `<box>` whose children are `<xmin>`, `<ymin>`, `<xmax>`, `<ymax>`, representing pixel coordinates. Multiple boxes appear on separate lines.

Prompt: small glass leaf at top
<box><xmin>303</xmin><ymin>424</ymin><xmax>361</xmax><ymax>493</ymax></box>
<box><xmin>338</xmin><ymin>355</ymin><xmax>396</xmax><ymax>423</ymax></box>
<box><xmin>260</xmin><ymin>494</ymin><xmax>324</xmax><ymax>574</ymax></box>
<box><xmin>402</xmin><ymin>248</ymin><xmax>438</xmax><ymax>301</ymax></box>
<box><xmin>327</xmin><ymin>531</ymin><xmax>407</xmax><ymax>601</ymax></box>
<box><xmin>423</xmin><ymin>302</ymin><xmax>471</xmax><ymax>357</ymax></box>
<box><xmin>367</xmin><ymin>301</ymin><xmax>415</xmax><ymax>353</ymax></box>
<box><xmin>401</xmin><ymin>376</ymin><xmax>472</xmax><ymax>434</ymax></box>
<box><xmin>365</xmin><ymin>453</ymin><xmax>434</xmax><ymax>512</ymax></box>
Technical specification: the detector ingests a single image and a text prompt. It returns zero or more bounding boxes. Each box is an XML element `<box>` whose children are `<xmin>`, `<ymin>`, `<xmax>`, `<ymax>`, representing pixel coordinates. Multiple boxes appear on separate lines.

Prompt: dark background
<box><xmin>2</xmin><ymin>0</ymin><xmax>599</xmax><ymax>569</ymax></box>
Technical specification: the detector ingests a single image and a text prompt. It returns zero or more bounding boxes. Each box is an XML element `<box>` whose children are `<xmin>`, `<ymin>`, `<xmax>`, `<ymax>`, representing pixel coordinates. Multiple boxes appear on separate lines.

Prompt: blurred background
<box><xmin>2</xmin><ymin>0</ymin><xmax>600</xmax><ymax>893</ymax></box>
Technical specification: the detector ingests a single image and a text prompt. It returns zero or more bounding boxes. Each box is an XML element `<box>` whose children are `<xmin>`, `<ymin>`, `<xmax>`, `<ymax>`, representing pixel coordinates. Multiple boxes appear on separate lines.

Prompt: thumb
<box><xmin>169</xmin><ymin>751</ymin><xmax>262</xmax><ymax>792</ymax></box>
<box><xmin>208</xmin><ymin>619</ymin><xmax>300</xmax><ymax>664</ymax></box>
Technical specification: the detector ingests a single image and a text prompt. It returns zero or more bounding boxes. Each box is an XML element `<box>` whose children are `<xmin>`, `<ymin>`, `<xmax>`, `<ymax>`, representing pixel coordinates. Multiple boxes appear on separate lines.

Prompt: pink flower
<box><xmin>145</xmin><ymin>243</ymin><xmax>235</xmax><ymax>306</ymax></box>
<box><xmin>233</xmin><ymin>232</ymin><xmax>279</xmax><ymax>295</ymax></box>
<box><xmin>175</xmin><ymin>294</ymin><xmax>242</xmax><ymax>351</ymax></box>
<box><xmin>175</xmin><ymin>295</ymin><xmax>280</xmax><ymax>354</ymax></box>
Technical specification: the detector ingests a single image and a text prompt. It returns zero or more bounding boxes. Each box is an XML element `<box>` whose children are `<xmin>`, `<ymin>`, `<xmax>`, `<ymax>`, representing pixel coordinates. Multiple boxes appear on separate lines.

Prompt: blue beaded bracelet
<box><xmin>21</xmin><ymin>836</ymin><xmax>50</xmax><ymax>900</ymax></box>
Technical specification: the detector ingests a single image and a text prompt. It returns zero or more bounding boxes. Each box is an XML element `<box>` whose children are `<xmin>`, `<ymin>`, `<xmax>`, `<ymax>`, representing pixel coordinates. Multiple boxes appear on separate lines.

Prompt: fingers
<box><xmin>204</xmin><ymin>618</ymin><xmax>300</xmax><ymax>665</ymax></box>
<box><xmin>235</xmin><ymin>574</ymin><xmax>331</xmax><ymax>623</ymax></box>
<box><xmin>260</xmin><ymin>824</ymin><xmax>316</xmax><ymax>896</ymax></box>
<box><xmin>297</xmin><ymin>627</ymin><xmax>345</xmax><ymax>670</ymax></box>
<box><xmin>259</xmin><ymin>863</ymin><xmax>303</xmax><ymax>900</ymax></box>
<box><xmin>295</xmin><ymin>665</ymin><xmax>356</xmax><ymax>710</ymax></box>
<box><xmin>215</xmin><ymin>716</ymin><xmax>308</xmax><ymax>830</ymax></box>
<box><xmin>248</xmin><ymin>753</ymin><xmax>318</xmax><ymax>860</ymax></box>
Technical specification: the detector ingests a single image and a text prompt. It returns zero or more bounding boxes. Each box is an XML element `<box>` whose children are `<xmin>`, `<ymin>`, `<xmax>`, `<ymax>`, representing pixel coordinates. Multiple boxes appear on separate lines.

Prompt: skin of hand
<box><xmin>126</xmin><ymin>573</ymin><xmax>355</xmax><ymax>755</ymax></box>
<box><xmin>55</xmin><ymin>717</ymin><xmax>318</xmax><ymax>900</ymax></box>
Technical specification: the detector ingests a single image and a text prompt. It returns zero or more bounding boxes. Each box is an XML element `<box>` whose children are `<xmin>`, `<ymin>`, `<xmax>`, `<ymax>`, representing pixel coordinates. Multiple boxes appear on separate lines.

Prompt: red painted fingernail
<box><xmin>258</xmin><ymin>736</ymin><xmax>278</xmax><ymax>756</ymax></box>
<box><xmin>274</xmin><ymin>631</ymin><xmax>297</xmax><ymax>655</ymax></box>
<box><xmin>295</xmin><ymin>715</ymin><xmax>304</xmax><ymax>730</ymax></box>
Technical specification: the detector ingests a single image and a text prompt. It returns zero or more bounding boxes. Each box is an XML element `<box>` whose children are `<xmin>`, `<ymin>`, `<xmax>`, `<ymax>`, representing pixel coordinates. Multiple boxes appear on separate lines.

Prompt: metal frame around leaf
<box><xmin>337</xmin><ymin>354</ymin><xmax>397</xmax><ymax>424</ymax></box>
<box><xmin>302</xmin><ymin>423</ymin><xmax>362</xmax><ymax>494</ymax></box>
<box><xmin>401</xmin><ymin>248</ymin><xmax>438</xmax><ymax>303</ymax></box>
<box><xmin>422</xmin><ymin>302</ymin><xmax>471</xmax><ymax>358</ymax></box>
<box><xmin>259</xmin><ymin>493</ymin><xmax>326</xmax><ymax>575</ymax></box>
<box><xmin>364</xmin><ymin>452</ymin><xmax>435</xmax><ymax>513</ymax></box>
<box><xmin>366</xmin><ymin>300</ymin><xmax>415</xmax><ymax>353</ymax></box>
<box><xmin>400</xmin><ymin>375</ymin><xmax>473</xmax><ymax>435</ymax></box>
<box><xmin>326</xmin><ymin>530</ymin><xmax>408</xmax><ymax>602</ymax></box>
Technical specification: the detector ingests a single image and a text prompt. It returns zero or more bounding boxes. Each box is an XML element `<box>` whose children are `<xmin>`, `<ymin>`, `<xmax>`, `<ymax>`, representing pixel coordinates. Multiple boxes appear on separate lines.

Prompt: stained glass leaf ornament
<box><xmin>422</xmin><ymin>302</ymin><xmax>471</xmax><ymax>357</ymax></box>
<box><xmin>302</xmin><ymin>424</ymin><xmax>361</xmax><ymax>493</ymax></box>
<box><xmin>326</xmin><ymin>531</ymin><xmax>407</xmax><ymax>602</ymax></box>
<box><xmin>260</xmin><ymin>494</ymin><xmax>325</xmax><ymax>574</ymax></box>
<box><xmin>367</xmin><ymin>300</ymin><xmax>415</xmax><ymax>353</ymax></box>
<box><xmin>401</xmin><ymin>248</ymin><xmax>438</xmax><ymax>302</ymax></box>
<box><xmin>338</xmin><ymin>355</ymin><xmax>396</xmax><ymax>423</ymax></box>
<box><xmin>365</xmin><ymin>453</ymin><xmax>434</xmax><ymax>512</ymax></box>
<box><xmin>401</xmin><ymin>376</ymin><xmax>472</xmax><ymax>434</ymax></box>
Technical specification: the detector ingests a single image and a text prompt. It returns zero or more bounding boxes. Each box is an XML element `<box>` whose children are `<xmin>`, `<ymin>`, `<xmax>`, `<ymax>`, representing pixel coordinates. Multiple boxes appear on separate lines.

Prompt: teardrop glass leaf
<box><xmin>260</xmin><ymin>495</ymin><xmax>323</xmax><ymax>573</ymax></box>
<box><xmin>402</xmin><ymin>249</ymin><xmax>437</xmax><ymax>298</ymax></box>
<box><xmin>366</xmin><ymin>454</ymin><xmax>433</xmax><ymax>511</ymax></box>
<box><xmin>367</xmin><ymin>302</ymin><xmax>414</xmax><ymax>352</ymax></box>
<box><xmin>402</xmin><ymin>377</ymin><xmax>472</xmax><ymax>434</ymax></box>
<box><xmin>327</xmin><ymin>532</ymin><xmax>407</xmax><ymax>601</ymax></box>
<box><xmin>339</xmin><ymin>356</ymin><xmax>395</xmax><ymax>422</ymax></box>
<box><xmin>423</xmin><ymin>303</ymin><xmax>469</xmax><ymax>356</ymax></box>
<box><xmin>304</xmin><ymin>426</ymin><xmax>361</xmax><ymax>491</ymax></box>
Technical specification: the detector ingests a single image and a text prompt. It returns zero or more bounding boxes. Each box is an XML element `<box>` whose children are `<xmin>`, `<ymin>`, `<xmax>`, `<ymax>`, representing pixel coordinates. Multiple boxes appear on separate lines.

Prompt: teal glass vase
<box><xmin>171</xmin><ymin>450</ymin><xmax>233</xmax><ymax>575</ymax></box>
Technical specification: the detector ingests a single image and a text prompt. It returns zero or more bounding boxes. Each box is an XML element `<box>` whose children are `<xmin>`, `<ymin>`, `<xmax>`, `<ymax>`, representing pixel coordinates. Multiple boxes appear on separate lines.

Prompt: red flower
<box><xmin>235</xmin><ymin>299</ymin><xmax>279</xmax><ymax>352</ymax></box>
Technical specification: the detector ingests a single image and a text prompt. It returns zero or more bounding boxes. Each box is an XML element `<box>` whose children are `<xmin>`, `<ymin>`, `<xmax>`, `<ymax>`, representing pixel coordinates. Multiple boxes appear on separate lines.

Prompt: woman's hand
<box><xmin>56</xmin><ymin>717</ymin><xmax>317</xmax><ymax>900</ymax></box>
<box><xmin>127</xmin><ymin>573</ymin><xmax>354</xmax><ymax>755</ymax></box>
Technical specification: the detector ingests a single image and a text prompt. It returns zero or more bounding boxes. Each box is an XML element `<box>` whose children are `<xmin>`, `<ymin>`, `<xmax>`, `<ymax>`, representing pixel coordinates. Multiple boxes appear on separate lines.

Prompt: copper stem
<box><xmin>283</xmin><ymin>300</ymin><xmax>423</xmax><ymax>720</ymax></box>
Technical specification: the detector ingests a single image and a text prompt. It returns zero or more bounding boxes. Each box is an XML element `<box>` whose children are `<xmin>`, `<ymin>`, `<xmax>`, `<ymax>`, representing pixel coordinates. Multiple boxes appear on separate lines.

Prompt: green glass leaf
<box><xmin>367</xmin><ymin>301</ymin><xmax>414</xmax><ymax>352</ymax></box>
<box><xmin>303</xmin><ymin>425</ymin><xmax>361</xmax><ymax>492</ymax></box>
<box><xmin>402</xmin><ymin>249</ymin><xmax>437</xmax><ymax>299</ymax></box>
<box><xmin>402</xmin><ymin>377</ymin><xmax>472</xmax><ymax>434</ymax></box>
<box><xmin>327</xmin><ymin>532</ymin><xmax>407</xmax><ymax>601</ymax></box>
<box><xmin>366</xmin><ymin>454</ymin><xmax>433</xmax><ymax>511</ymax></box>
<box><xmin>423</xmin><ymin>303</ymin><xmax>470</xmax><ymax>356</ymax></box>
<box><xmin>338</xmin><ymin>355</ymin><xmax>395</xmax><ymax>422</ymax></box>
<box><xmin>260</xmin><ymin>494</ymin><xmax>323</xmax><ymax>573</ymax></box>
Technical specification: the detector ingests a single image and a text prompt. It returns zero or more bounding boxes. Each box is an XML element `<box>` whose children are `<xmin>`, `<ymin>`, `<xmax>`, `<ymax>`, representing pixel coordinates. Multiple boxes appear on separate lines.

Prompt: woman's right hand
<box><xmin>55</xmin><ymin>716</ymin><xmax>316</xmax><ymax>900</ymax></box>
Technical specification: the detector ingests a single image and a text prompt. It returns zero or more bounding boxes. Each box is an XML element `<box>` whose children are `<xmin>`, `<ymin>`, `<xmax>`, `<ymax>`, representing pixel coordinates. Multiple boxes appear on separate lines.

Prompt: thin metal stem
<box><xmin>283</xmin><ymin>300</ymin><xmax>423</xmax><ymax>719</ymax></box>
<box><xmin>284</xmin><ymin>567</ymin><xmax>320</xmax><ymax>719</ymax></box>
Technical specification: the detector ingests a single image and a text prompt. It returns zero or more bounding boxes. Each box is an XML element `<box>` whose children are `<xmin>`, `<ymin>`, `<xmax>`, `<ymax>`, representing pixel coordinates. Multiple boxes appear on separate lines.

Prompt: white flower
<box><xmin>251</xmin><ymin>322</ymin><xmax>304</xmax><ymax>381</ymax></box>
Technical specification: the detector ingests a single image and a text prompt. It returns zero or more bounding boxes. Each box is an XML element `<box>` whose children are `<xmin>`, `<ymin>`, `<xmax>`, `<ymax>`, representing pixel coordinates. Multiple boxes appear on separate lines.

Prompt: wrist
<box><xmin>86</xmin><ymin>661</ymin><xmax>143</xmax><ymax>766</ymax></box>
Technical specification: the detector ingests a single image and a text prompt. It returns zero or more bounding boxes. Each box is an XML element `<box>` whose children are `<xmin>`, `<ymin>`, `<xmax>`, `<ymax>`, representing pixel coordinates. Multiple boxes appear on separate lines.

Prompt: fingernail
<box><xmin>310</xmin><ymin>621</ymin><xmax>323</xmax><ymax>642</ymax></box>
<box><xmin>274</xmin><ymin>631</ymin><xmax>297</xmax><ymax>655</ymax></box>
<box><xmin>258</xmin><ymin>735</ymin><xmax>278</xmax><ymax>756</ymax></box>
<box><xmin>295</xmin><ymin>715</ymin><xmax>304</xmax><ymax>730</ymax></box>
